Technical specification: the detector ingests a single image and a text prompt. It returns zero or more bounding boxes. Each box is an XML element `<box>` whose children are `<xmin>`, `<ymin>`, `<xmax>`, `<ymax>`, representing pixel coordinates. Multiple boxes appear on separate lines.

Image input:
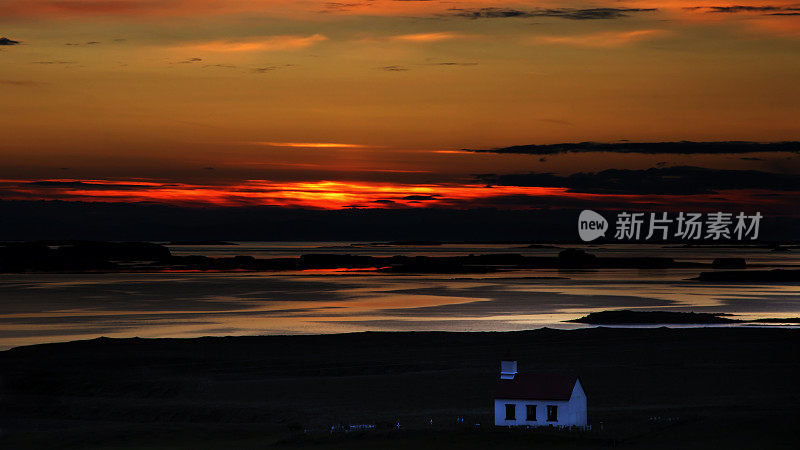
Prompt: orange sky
<box><xmin>1</xmin><ymin>1</ymin><xmax>799</xmax><ymax>209</ymax></box>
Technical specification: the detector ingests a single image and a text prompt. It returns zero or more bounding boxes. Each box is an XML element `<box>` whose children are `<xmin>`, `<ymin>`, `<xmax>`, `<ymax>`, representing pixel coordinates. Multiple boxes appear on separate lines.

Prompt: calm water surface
<box><xmin>1</xmin><ymin>243</ymin><xmax>799</xmax><ymax>350</ymax></box>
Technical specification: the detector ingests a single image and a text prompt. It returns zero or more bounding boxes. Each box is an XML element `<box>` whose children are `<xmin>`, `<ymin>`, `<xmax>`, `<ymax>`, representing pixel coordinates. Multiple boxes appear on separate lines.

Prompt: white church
<box><xmin>493</xmin><ymin>359</ymin><xmax>588</xmax><ymax>428</ymax></box>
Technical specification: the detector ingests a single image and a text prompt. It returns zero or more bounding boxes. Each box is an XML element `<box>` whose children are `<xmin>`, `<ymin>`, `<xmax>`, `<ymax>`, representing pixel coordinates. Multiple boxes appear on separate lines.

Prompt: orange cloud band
<box><xmin>1</xmin><ymin>178</ymin><xmax>796</xmax><ymax>213</ymax></box>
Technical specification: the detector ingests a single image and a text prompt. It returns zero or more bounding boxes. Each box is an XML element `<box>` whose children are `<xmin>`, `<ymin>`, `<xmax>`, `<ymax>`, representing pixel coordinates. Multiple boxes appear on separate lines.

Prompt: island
<box><xmin>568</xmin><ymin>310</ymin><xmax>800</xmax><ymax>325</ymax></box>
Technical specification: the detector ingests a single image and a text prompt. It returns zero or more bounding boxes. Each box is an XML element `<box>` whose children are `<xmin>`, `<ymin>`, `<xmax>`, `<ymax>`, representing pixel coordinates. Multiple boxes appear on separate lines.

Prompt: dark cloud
<box><xmin>26</xmin><ymin>181</ymin><xmax>155</xmax><ymax>190</ymax></box>
<box><xmin>177</xmin><ymin>57</ymin><xmax>202</xmax><ymax>64</ymax></box>
<box><xmin>32</xmin><ymin>60</ymin><xmax>76</xmax><ymax>65</ymax></box>
<box><xmin>476</xmin><ymin>166</ymin><xmax>800</xmax><ymax>195</ymax></box>
<box><xmin>446</xmin><ymin>190</ymin><xmax>797</xmax><ymax>216</ymax></box>
<box><xmin>402</xmin><ymin>195</ymin><xmax>439</xmax><ymax>201</ymax></box>
<box><xmin>381</xmin><ymin>63</ymin><xmax>477</xmax><ymax>71</ymax></box>
<box><xmin>469</xmin><ymin>141</ymin><xmax>800</xmax><ymax>155</ymax></box>
<box><xmin>426</xmin><ymin>62</ymin><xmax>479</xmax><ymax>66</ymax></box>
<box><xmin>65</xmin><ymin>41</ymin><xmax>102</xmax><ymax>46</ymax></box>
<box><xmin>253</xmin><ymin>64</ymin><xmax>295</xmax><ymax>73</ymax></box>
<box><xmin>709</xmin><ymin>6</ymin><xmax>782</xmax><ymax>13</ymax></box>
<box><xmin>448</xmin><ymin>7</ymin><xmax>530</xmax><ymax>18</ymax></box>
<box><xmin>448</xmin><ymin>7</ymin><xmax>657</xmax><ymax>20</ymax></box>
<box><xmin>705</xmin><ymin>5</ymin><xmax>800</xmax><ymax>13</ymax></box>
<box><xmin>204</xmin><ymin>64</ymin><xmax>236</xmax><ymax>69</ymax></box>
<box><xmin>0</xmin><ymin>37</ymin><xmax>21</xmax><ymax>45</ymax></box>
<box><xmin>380</xmin><ymin>65</ymin><xmax>409</xmax><ymax>71</ymax></box>
<box><xmin>319</xmin><ymin>2</ymin><xmax>370</xmax><ymax>13</ymax></box>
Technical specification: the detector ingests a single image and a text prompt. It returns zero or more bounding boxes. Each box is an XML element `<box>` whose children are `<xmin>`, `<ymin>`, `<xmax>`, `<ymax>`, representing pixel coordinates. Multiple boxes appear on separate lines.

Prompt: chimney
<box><xmin>500</xmin><ymin>359</ymin><xmax>517</xmax><ymax>380</ymax></box>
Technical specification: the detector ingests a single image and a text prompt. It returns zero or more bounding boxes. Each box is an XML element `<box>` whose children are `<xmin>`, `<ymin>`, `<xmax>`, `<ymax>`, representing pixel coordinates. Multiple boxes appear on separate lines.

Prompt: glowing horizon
<box><xmin>0</xmin><ymin>177</ymin><xmax>795</xmax><ymax>215</ymax></box>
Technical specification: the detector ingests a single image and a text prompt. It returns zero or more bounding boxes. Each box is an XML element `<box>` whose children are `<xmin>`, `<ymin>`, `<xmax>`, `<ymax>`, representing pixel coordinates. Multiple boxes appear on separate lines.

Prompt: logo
<box><xmin>576</xmin><ymin>210</ymin><xmax>762</xmax><ymax>241</ymax></box>
<box><xmin>578</xmin><ymin>210</ymin><xmax>608</xmax><ymax>242</ymax></box>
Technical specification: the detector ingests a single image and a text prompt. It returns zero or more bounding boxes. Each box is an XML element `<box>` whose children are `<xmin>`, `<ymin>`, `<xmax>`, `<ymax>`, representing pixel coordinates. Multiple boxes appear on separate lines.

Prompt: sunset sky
<box><xmin>1</xmin><ymin>1</ymin><xmax>799</xmax><ymax>211</ymax></box>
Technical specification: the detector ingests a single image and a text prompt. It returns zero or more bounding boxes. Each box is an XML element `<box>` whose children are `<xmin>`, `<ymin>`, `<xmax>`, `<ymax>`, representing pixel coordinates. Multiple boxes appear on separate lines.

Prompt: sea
<box><xmin>1</xmin><ymin>242</ymin><xmax>799</xmax><ymax>350</ymax></box>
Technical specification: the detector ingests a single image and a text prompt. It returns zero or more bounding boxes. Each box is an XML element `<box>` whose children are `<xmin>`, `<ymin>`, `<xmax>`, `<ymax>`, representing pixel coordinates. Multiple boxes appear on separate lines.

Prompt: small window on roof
<box><xmin>505</xmin><ymin>403</ymin><xmax>516</xmax><ymax>420</ymax></box>
<box><xmin>526</xmin><ymin>405</ymin><xmax>537</xmax><ymax>421</ymax></box>
<box><xmin>547</xmin><ymin>405</ymin><xmax>558</xmax><ymax>422</ymax></box>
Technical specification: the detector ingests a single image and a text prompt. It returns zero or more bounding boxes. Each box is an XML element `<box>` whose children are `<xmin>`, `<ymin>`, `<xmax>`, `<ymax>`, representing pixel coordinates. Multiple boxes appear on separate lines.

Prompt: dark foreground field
<box><xmin>1</xmin><ymin>328</ymin><xmax>798</xmax><ymax>449</ymax></box>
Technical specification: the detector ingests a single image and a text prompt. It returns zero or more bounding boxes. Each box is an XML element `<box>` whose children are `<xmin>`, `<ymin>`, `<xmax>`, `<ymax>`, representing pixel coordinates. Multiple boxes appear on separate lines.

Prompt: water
<box><xmin>1</xmin><ymin>242</ymin><xmax>799</xmax><ymax>350</ymax></box>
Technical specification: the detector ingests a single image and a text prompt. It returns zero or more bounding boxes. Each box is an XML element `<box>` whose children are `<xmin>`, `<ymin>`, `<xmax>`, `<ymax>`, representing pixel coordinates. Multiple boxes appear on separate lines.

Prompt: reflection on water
<box><xmin>1</xmin><ymin>243</ymin><xmax>799</xmax><ymax>350</ymax></box>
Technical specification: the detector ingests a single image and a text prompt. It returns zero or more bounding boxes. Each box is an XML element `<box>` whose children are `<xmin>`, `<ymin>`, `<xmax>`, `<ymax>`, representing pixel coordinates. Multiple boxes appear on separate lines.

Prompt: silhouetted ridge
<box><xmin>469</xmin><ymin>141</ymin><xmax>800</xmax><ymax>155</ymax></box>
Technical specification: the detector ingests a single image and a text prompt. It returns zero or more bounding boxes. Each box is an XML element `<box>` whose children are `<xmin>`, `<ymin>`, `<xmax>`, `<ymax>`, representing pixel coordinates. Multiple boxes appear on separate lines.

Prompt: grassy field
<box><xmin>1</xmin><ymin>327</ymin><xmax>798</xmax><ymax>448</ymax></box>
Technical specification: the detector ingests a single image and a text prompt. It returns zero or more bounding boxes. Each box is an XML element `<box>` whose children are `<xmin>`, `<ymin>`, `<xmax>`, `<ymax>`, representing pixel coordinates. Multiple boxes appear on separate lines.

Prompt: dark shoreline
<box><xmin>2</xmin><ymin>327</ymin><xmax>798</xmax><ymax>449</ymax></box>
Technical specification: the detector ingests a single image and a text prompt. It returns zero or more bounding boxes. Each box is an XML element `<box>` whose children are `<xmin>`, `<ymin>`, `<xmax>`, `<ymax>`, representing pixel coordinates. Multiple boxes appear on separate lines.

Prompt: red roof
<box><xmin>494</xmin><ymin>374</ymin><xmax>579</xmax><ymax>401</ymax></box>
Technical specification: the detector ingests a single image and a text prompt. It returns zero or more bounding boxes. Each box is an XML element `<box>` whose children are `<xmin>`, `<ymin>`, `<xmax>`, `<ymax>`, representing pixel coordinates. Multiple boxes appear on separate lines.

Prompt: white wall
<box><xmin>493</xmin><ymin>380</ymin><xmax>587</xmax><ymax>427</ymax></box>
<box><xmin>568</xmin><ymin>380</ymin><xmax>588</xmax><ymax>427</ymax></box>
